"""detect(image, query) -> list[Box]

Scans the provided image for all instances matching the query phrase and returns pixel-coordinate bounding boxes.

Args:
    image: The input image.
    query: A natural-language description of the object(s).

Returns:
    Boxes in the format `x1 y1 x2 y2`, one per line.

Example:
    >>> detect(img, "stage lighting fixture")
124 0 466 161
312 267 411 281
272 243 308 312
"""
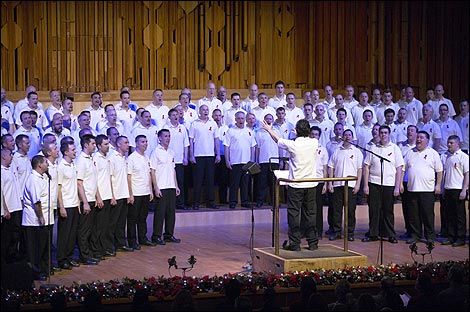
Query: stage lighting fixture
188 255 197 266
168 256 177 269
409 241 434 265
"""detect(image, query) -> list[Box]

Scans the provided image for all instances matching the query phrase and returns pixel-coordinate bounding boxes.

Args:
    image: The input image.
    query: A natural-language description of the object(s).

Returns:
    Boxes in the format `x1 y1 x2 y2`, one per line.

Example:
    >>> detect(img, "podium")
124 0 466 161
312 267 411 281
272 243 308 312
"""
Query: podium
253 176 368 273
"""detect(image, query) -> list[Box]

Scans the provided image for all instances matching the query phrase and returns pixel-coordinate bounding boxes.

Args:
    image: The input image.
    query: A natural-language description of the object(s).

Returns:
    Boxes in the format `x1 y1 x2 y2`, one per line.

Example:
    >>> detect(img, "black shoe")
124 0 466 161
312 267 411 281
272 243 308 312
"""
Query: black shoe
52 265 62 272
133 244 141 250
81 258 98 265
176 205 185 210
406 238 417 244
441 240 453 245
308 244 318 251
117 246 134 252
241 204 251 208
388 237 398 244
164 236 181 243
141 240 157 246
256 202 263 208
69 260 80 267
36 273 48 281
329 234 341 241
362 236 378 242
104 251 116 257
348 236 355 242
49 269 54 276
153 237 166 245
398 233 411 240
283 244 301 251
90 257 102 262
193 205 200 210
452 240 465 247
229 204 236 209
208 204 219 209
60 262 72 270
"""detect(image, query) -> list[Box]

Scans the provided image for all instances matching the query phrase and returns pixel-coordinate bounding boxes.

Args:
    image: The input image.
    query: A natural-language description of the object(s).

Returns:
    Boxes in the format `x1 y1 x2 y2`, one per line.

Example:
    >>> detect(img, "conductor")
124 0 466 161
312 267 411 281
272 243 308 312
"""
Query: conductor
262 119 319 251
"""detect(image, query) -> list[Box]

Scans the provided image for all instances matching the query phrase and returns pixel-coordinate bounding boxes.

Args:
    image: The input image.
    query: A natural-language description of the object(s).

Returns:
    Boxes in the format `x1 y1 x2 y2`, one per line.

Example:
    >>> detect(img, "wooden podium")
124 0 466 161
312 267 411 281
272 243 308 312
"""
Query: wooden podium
253 176 368 273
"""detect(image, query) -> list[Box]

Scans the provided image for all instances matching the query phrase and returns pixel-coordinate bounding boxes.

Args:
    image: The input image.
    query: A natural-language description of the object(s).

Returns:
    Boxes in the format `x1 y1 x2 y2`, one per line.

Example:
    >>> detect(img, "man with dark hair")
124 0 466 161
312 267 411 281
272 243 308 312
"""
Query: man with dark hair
22 155 50 280
402 130 443 244
150 129 181 245
262 119 319 251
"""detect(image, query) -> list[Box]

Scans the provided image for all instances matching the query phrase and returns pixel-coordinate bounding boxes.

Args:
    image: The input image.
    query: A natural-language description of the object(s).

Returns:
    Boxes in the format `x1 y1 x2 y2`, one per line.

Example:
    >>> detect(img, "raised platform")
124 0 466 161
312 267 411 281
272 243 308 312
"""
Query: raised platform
253 244 369 273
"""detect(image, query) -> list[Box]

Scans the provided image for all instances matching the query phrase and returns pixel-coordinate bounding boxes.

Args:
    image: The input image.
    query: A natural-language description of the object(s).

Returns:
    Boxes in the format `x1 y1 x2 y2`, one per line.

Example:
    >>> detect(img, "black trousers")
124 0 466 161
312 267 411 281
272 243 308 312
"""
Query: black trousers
408 191 435 241
257 163 278 205
24 225 50 276
103 200 119 253
332 186 357 236
193 156 215 206
287 186 318 247
78 201 95 260
439 194 448 237
90 199 110 257
113 198 128 248
368 183 395 238
315 183 325 237
127 195 150 247
215 155 230 204
175 164 185 208
401 182 412 235
326 192 335 233
1 210 24 262
229 164 250 206
152 189 176 239
57 207 79 266
443 189 466 241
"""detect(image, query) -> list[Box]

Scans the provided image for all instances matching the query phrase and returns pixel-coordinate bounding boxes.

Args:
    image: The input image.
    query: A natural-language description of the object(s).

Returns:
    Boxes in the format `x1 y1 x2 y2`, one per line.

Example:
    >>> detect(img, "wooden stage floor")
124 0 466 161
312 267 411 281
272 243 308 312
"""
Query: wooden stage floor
41 202 469 288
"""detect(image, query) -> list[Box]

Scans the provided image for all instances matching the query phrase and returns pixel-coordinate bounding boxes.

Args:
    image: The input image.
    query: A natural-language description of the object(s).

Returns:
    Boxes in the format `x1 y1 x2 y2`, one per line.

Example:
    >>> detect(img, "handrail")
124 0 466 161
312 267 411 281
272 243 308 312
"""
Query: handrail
274 176 358 255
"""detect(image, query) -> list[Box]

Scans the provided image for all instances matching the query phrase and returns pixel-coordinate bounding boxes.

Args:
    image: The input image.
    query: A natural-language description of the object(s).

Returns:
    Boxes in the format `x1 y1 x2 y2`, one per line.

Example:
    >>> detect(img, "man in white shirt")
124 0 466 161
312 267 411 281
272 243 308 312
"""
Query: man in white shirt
392 108 410 143
351 91 378 126
284 93 304 126
311 104 334 147
255 114 279 208
72 112 97 147
109 136 133 252
268 80 287 109
96 104 128 138
130 110 159 157
178 93 198 127
14 85 44 116
328 94 354 126
14 91 49 131
252 93 277 127
115 90 137 134
150 129 181 245
355 110 374 152
1 148 23 262
417 104 441 151
383 109 397 142
403 87 423 125
439 135 468 247
370 88 383 109
461 115 469 154
91 135 116 258
242 83 259 112
262 119 320 251
146 89 169 129
223 92 246 127
12 134 32 199
45 89 63 125
327 129 363 241
56 142 81 269
362 126 404 243
343 85 359 110
163 108 189 210
273 107 295 170
189 104 220 209
76 134 100 265
375 89 399 125
217 86 232 113
127 135 154 250
322 85 335 109
44 113 72 143
303 103 315 126
402 131 443 244
86 92 105 131
224 111 257 209
428 84 457 119
213 109 230 205
397 125 418 240
197 81 222 116
435 103 462 154
21 155 51 280
326 122 344 158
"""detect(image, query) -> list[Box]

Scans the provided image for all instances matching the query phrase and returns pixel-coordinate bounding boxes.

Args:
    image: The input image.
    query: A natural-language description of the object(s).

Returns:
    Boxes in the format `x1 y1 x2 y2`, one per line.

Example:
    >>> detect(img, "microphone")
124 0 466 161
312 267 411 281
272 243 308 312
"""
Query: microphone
45 170 52 180
269 156 289 161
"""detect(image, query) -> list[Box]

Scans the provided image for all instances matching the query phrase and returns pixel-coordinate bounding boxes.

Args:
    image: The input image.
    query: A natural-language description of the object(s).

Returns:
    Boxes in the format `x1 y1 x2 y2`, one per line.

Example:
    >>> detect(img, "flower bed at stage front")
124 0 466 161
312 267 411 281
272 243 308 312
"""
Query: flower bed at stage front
2 260 468 307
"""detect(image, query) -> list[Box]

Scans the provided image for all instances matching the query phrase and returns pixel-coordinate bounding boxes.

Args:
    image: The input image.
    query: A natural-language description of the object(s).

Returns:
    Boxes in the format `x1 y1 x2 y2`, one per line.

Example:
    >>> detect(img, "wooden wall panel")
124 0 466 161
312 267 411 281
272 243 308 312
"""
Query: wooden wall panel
1 1 468 107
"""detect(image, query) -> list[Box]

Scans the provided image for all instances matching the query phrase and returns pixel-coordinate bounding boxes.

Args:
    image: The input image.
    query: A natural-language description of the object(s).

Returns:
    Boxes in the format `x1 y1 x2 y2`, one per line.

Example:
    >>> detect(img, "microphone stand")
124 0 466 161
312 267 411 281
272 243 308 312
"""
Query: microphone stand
41 170 58 289
269 157 289 247
345 139 390 265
